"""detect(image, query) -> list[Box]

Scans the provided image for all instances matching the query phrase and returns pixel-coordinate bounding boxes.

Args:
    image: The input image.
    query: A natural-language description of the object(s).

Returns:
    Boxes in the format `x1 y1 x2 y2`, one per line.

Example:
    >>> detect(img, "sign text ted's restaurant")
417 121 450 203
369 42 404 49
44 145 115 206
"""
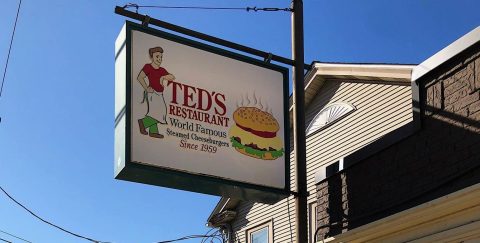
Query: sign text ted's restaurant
166 79 230 150
114 21 290 203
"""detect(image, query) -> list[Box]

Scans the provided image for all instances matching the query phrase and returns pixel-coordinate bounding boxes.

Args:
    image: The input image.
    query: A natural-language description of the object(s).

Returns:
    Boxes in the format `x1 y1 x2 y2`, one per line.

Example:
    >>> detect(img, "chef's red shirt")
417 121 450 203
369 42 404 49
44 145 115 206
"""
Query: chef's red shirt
142 64 169 92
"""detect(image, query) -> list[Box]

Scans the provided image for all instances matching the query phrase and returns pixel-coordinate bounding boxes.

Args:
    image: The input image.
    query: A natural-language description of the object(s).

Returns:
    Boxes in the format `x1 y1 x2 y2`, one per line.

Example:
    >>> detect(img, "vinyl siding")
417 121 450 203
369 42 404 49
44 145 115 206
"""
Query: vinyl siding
230 79 413 243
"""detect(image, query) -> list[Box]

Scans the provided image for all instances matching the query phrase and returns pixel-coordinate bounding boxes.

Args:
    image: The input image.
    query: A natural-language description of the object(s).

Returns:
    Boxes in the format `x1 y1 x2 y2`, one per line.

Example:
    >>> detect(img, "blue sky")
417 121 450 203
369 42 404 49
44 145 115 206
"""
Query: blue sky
0 0 479 242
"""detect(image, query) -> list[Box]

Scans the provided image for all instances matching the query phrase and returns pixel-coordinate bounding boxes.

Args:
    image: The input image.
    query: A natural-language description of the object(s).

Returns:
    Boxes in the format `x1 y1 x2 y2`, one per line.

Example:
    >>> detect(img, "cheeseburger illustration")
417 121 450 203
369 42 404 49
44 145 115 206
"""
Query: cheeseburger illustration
229 107 284 160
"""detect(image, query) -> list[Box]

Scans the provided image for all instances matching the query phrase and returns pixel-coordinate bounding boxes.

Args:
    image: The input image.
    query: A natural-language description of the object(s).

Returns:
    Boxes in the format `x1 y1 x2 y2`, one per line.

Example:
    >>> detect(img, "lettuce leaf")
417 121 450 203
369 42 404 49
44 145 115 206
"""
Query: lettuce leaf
230 137 284 158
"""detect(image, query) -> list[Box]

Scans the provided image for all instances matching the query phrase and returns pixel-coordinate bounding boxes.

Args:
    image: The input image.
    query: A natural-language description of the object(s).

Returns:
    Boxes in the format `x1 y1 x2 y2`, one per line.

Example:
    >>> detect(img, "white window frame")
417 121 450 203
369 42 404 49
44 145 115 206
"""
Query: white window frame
309 202 318 243
246 220 274 243
306 102 356 136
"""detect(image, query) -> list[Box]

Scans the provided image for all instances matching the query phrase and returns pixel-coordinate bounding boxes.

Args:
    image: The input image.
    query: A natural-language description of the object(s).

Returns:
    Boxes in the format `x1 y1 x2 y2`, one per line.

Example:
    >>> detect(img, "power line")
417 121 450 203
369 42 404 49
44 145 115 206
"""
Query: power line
0 237 12 243
203 228 224 243
0 186 109 243
158 234 222 243
155 221 225 243
200 228 217 243
0 0 22 98
122 3 292 12
1 184 224 243
0 229 32 243
157 232 224 243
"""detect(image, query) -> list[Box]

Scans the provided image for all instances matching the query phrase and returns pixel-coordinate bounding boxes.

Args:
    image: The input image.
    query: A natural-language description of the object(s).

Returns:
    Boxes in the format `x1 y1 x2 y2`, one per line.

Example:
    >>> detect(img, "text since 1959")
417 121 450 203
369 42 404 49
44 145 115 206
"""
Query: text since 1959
179 139 217 153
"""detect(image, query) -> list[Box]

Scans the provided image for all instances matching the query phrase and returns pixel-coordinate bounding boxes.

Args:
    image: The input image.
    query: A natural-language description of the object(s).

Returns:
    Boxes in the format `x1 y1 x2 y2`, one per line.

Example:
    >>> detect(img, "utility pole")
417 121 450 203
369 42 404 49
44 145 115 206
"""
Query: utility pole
292 0 308 242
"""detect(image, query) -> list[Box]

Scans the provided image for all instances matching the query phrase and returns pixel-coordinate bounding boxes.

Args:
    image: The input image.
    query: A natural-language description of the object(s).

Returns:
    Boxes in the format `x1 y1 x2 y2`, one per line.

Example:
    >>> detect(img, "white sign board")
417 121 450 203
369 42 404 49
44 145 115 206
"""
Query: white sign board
115 21 290 203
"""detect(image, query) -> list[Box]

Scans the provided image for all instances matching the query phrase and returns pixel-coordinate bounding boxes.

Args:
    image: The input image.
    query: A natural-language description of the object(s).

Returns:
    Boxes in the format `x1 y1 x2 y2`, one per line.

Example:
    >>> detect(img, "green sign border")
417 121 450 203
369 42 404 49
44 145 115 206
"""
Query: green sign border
115 21 290 204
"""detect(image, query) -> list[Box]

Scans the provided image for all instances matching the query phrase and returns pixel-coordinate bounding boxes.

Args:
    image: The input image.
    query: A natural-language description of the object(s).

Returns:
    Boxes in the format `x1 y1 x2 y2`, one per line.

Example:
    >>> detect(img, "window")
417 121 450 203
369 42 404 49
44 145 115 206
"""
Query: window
251 227 268 243
306 102 356 136
246 220 273 243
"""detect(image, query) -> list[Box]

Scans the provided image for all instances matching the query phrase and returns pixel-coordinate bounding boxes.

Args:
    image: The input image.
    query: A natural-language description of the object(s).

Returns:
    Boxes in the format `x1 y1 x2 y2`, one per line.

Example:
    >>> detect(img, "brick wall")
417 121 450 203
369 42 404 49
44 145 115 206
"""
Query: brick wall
315 43 480 239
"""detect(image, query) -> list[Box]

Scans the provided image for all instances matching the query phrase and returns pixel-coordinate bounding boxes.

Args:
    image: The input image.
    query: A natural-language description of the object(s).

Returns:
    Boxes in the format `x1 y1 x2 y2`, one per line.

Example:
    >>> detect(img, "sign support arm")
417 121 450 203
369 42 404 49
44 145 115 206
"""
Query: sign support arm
114 6 311 70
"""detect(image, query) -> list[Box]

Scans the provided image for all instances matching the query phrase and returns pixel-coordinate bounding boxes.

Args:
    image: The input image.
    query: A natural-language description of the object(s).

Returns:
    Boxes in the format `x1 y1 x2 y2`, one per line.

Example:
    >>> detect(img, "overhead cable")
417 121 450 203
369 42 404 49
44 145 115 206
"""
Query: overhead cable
1 0 22 98
0 186 109 243
0 237 12 243
0 238 13 243
200 229 217 243
157 232 224 243
0 229 32 243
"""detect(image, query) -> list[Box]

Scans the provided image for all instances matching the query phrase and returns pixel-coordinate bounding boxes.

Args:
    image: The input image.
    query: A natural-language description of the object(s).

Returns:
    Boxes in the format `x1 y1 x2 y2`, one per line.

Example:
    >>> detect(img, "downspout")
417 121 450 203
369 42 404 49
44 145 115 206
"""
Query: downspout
224 223 233 243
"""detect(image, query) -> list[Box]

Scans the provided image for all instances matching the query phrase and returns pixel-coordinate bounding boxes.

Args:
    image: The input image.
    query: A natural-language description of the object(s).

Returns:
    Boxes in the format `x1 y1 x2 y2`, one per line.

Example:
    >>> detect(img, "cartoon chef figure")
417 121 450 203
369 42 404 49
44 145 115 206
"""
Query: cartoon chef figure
137 46 175 139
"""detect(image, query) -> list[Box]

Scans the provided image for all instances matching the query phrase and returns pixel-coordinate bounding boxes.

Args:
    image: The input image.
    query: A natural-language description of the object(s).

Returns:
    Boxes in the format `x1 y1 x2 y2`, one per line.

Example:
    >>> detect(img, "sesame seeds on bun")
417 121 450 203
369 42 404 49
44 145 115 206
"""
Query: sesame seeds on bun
233 107 279 134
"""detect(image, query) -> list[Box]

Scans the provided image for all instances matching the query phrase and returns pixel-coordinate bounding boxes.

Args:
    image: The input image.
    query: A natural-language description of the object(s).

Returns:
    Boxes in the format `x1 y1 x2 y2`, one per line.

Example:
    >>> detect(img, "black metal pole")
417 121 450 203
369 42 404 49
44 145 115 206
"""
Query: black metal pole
114 6 311 70
292 0 308 242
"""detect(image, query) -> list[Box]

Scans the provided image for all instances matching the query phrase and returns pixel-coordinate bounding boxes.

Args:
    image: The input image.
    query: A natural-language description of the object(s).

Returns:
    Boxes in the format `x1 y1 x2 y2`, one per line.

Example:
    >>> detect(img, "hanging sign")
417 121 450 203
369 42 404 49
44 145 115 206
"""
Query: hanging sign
114 21 290 203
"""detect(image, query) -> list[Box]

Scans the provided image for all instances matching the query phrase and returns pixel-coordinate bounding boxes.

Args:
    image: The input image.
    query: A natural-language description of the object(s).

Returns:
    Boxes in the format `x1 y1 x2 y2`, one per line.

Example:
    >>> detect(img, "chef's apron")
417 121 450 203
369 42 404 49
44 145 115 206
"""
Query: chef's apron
145 91 167 124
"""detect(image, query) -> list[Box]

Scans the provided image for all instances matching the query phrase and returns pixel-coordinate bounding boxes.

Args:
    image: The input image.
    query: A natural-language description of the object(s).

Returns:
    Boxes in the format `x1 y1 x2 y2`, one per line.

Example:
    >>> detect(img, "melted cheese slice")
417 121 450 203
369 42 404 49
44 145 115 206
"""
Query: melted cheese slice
229 125 283 150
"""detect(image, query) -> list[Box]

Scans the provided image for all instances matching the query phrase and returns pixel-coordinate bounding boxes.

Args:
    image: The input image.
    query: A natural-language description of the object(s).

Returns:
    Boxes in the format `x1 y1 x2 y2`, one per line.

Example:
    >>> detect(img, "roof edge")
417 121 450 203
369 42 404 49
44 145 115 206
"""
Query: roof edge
412 26 480 81
310 63 414 82
207 197 229 227
206 197 240 227
291 63 415 112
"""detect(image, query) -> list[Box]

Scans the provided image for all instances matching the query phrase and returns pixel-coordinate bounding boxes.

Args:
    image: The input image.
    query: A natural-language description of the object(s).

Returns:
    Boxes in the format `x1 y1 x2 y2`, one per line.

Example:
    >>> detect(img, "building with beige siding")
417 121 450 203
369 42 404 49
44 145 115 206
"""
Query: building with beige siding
207 26 480 243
